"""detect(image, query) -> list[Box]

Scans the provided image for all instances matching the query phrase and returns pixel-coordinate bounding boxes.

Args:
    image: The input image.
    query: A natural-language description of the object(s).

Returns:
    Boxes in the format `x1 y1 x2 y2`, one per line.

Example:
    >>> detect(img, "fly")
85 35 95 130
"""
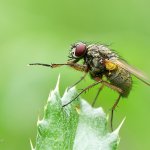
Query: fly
29 42 150 130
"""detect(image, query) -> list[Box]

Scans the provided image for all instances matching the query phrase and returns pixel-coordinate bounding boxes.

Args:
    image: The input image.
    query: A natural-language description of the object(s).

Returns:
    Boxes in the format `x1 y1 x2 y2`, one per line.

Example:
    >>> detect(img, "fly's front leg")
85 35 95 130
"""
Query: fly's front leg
67 61 88 72
29 61 88 88
29 61 88 72
29 63 71 68
50 61 88 89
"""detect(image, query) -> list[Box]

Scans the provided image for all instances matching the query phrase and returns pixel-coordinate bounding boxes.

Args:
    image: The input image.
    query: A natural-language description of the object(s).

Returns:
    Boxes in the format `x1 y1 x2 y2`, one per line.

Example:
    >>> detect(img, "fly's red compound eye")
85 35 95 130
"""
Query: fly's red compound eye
75 43 86 57
72 43 86 58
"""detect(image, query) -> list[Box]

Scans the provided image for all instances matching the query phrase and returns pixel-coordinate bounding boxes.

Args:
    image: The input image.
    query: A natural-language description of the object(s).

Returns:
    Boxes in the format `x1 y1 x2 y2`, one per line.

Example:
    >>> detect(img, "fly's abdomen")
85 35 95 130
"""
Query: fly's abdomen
107 67 132 97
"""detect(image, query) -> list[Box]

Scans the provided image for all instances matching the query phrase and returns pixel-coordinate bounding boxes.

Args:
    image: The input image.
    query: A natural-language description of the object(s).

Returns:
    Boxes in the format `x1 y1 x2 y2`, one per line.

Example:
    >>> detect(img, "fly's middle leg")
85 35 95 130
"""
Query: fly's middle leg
92 84 104 106
63 80 103 107
68 73 87 90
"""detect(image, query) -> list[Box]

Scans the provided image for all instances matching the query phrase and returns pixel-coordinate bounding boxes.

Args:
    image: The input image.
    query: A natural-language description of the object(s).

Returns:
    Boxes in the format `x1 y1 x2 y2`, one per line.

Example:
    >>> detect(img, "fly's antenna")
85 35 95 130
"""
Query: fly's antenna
28 63 52 67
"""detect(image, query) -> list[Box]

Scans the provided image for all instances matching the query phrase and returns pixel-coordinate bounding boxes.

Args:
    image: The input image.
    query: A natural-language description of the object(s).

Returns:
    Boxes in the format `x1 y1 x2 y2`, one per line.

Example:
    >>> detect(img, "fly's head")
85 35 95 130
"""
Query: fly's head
68 42 87 62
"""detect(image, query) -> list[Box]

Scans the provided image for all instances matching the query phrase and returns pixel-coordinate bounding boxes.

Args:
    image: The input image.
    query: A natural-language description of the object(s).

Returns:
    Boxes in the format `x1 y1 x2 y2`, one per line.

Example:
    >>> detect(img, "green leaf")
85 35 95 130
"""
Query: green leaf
31 75 124 150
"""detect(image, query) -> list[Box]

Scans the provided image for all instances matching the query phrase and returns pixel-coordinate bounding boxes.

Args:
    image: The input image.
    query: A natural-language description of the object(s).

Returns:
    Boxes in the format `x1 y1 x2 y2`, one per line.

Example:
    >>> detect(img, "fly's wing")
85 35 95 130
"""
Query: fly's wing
110 59 150 86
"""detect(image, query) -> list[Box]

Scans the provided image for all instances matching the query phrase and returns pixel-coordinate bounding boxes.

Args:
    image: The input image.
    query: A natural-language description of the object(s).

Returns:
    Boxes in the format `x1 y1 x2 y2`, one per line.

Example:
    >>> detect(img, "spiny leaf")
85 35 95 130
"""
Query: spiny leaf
32 76 124 150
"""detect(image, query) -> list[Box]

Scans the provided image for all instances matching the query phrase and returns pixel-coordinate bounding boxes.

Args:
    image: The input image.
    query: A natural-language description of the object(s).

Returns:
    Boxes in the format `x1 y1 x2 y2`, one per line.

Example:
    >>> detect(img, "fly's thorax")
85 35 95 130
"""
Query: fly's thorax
85 51 105 76
85 44 118 74
87 44 118 60
86 56 105 77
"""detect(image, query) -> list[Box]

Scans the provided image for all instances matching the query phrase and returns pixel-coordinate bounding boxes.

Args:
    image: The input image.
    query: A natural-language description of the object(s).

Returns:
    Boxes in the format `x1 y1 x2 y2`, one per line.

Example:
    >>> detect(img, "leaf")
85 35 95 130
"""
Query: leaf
31 75 124 150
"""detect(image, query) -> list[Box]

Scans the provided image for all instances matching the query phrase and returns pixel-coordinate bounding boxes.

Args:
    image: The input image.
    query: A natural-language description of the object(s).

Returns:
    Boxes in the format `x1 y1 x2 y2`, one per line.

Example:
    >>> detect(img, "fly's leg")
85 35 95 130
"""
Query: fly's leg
94 77 123 94
29 63 71 68
94 77 123 131
51 62 88 72
30 62 88 88
29 61 88 72
102 81 122 93
63 80 103 107
68 73 87 90
67 61 88 72
92 84 104 106
111 94 121 131
51 62 89 88
50 62 88 88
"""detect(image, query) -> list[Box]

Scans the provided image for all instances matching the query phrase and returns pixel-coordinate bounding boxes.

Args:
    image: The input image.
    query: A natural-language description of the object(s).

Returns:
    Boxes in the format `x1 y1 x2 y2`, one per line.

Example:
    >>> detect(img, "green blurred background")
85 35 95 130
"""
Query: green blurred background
0 0 150 149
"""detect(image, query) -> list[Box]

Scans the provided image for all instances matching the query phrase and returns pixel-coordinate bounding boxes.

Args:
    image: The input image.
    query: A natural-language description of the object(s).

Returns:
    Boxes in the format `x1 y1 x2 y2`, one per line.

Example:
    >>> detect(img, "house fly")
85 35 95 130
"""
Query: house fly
29 42 150 130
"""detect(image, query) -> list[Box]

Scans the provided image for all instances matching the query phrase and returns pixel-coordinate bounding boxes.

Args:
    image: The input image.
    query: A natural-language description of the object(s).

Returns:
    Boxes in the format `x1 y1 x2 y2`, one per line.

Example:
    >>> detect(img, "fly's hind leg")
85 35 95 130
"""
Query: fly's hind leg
94 77 123 94
111 94 121 131
93 77 123 131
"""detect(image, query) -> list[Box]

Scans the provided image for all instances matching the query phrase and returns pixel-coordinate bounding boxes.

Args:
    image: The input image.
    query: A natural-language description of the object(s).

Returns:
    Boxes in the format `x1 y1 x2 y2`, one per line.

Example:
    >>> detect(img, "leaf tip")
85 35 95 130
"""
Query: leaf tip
114 117 126 134
30 139 34 150
81 100 106 118
37 116 42 126
61 86 77 106
55 74 60 92
48 75 61 102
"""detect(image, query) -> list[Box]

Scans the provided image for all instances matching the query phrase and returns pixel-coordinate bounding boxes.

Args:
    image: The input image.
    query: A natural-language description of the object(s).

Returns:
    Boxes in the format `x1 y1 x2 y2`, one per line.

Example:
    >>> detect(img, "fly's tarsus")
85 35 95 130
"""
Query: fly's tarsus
29 63 52 67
